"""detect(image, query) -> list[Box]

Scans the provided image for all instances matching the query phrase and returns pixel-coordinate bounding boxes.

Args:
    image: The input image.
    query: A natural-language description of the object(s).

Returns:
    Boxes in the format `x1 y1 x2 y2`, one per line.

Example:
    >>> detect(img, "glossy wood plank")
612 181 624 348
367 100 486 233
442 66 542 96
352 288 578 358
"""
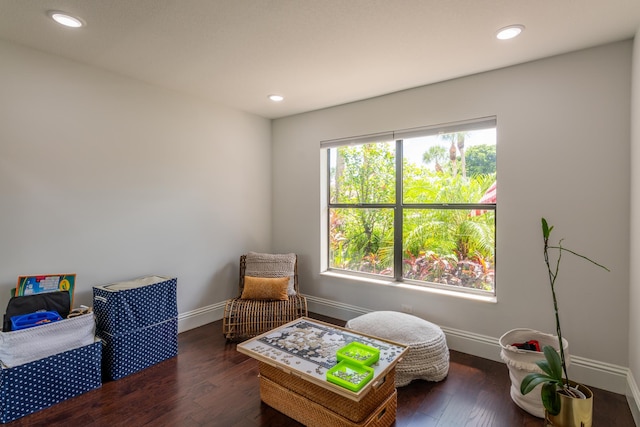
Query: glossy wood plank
5 314 636 426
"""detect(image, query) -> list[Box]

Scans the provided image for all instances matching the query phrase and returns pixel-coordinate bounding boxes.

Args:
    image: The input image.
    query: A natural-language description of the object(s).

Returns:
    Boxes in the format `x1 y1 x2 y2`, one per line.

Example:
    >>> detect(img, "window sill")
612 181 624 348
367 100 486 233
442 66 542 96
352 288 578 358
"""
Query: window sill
320 271 497 304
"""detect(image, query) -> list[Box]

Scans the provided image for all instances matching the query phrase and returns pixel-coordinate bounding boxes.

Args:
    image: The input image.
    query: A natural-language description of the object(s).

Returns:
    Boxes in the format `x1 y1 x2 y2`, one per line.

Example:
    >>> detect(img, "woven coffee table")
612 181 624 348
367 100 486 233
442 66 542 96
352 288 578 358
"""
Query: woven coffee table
237 317 407 427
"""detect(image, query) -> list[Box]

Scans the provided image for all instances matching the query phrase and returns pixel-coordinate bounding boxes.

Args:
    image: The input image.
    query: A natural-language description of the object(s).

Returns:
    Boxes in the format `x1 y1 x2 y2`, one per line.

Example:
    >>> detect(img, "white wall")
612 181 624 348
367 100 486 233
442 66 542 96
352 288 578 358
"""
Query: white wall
0 40 272 329
272 41 632 391
629 28 640 424
1 33 636 405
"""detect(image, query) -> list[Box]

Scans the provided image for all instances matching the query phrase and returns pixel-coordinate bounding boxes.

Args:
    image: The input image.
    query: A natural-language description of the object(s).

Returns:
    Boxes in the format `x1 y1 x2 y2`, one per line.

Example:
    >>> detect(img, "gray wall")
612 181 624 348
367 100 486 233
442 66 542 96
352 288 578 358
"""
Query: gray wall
1 32 637 412
629 29 640 422
272 41 632 389
0 40 272 327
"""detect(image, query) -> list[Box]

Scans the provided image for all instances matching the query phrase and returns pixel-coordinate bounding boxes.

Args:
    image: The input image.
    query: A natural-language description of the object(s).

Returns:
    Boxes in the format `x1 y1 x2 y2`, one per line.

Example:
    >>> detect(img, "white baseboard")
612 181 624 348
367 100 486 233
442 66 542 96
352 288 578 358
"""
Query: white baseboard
568 354 629 395
628 370 640 426
304 296 634 397
440 325 504 362
177 301 225 333
305 295 370 320
179 295 639 418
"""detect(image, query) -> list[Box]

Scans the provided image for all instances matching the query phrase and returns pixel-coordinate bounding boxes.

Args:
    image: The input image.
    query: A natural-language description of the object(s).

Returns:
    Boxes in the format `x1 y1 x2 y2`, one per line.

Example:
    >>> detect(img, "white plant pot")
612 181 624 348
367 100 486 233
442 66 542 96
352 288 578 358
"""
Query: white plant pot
499 328 570 418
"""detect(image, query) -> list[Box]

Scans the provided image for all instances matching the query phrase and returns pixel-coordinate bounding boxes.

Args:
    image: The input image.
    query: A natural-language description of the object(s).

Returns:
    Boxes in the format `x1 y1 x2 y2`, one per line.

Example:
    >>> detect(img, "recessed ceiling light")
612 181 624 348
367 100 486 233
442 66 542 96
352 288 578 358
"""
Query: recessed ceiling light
48 11 84 28
268 94 284 102
496 25 524 40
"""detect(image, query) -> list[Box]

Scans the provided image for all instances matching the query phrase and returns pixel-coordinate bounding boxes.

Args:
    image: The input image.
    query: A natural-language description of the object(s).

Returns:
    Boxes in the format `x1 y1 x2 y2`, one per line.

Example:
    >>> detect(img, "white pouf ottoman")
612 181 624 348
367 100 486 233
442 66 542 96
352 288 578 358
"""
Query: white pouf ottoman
345 311 449 387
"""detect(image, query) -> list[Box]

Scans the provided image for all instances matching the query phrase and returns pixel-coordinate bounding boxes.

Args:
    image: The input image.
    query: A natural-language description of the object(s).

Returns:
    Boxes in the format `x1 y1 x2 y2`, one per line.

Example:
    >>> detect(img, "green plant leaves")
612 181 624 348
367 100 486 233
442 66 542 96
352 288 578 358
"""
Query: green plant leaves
520 345 565 415
542 345 563 380
520 372 554 395
534 218 608 417
541 382 562 416
532 346 563 382
541 217 553 239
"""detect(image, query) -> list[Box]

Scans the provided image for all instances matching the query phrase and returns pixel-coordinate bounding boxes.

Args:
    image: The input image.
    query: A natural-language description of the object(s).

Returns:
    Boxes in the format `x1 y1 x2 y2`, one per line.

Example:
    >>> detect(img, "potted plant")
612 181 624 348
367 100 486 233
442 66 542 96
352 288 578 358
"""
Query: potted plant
520 218 609 426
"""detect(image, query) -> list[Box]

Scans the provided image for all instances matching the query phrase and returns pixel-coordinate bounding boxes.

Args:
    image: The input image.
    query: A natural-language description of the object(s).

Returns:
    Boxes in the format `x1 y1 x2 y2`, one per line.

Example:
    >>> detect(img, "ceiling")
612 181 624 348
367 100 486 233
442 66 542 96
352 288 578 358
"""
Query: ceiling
1 1 640 119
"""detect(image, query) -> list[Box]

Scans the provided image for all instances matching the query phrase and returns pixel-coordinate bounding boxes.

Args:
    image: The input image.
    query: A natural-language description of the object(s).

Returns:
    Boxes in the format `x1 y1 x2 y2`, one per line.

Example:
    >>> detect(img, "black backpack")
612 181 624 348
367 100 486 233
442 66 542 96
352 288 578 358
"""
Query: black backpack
3 291 70 331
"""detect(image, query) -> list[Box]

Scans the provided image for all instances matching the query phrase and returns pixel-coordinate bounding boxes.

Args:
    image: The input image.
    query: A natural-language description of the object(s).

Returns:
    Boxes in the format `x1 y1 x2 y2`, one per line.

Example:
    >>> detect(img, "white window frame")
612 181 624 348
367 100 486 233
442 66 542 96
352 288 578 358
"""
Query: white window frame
320 117 497 297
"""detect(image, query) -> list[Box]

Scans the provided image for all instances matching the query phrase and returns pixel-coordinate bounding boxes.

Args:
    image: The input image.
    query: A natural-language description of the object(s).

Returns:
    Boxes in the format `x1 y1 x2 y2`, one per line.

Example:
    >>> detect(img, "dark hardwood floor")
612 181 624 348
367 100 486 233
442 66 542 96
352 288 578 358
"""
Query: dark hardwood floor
7 314 636 426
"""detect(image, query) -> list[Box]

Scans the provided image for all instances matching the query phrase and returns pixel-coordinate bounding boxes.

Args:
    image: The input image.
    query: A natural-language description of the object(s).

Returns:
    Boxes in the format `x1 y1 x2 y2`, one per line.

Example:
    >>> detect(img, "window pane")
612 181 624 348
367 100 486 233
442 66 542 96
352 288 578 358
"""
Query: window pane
330 142 395 204
402 209 495 292
329 207 394 276
403 128 496 204
325 120 497 296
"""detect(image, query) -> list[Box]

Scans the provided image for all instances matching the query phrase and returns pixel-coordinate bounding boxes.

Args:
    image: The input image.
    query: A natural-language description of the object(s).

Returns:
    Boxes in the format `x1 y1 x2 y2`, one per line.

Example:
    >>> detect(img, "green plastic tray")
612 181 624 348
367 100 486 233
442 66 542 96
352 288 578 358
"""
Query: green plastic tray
336 341 380 366
326 360 374 392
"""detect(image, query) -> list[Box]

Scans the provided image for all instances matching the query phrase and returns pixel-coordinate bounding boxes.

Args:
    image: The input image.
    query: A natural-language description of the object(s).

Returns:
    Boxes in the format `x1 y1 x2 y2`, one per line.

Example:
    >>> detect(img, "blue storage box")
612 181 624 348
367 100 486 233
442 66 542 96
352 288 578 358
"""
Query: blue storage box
93 276 177 334
0 341 101 424
10 311 62 331
98 318 178 381
93 276 178 381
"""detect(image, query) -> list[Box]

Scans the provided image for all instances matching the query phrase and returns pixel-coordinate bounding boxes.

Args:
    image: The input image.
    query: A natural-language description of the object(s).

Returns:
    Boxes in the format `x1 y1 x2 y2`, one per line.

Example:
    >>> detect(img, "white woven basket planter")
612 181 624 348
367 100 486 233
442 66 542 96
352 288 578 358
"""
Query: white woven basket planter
499 328 569 418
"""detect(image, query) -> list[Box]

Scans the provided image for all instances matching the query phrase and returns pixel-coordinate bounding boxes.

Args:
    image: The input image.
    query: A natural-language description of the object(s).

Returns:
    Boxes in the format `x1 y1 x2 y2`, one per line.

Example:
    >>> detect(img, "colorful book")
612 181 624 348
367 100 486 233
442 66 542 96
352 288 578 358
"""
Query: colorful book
15 274 76 306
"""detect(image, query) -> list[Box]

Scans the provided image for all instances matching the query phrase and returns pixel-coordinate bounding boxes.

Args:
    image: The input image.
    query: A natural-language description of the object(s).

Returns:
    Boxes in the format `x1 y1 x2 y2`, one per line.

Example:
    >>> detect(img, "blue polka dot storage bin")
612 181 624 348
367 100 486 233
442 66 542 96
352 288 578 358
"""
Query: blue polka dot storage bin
98 318 178 381
93 277 178 381
93 276 178 334
0 341 102 424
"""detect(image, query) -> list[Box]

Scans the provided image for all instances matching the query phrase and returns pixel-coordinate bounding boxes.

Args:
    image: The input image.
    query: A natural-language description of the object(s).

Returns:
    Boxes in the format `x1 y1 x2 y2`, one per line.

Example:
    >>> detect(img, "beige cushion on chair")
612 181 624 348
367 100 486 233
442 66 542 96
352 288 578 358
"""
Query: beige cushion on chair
245 252 297 295
222 253 307 341
240 276 289 300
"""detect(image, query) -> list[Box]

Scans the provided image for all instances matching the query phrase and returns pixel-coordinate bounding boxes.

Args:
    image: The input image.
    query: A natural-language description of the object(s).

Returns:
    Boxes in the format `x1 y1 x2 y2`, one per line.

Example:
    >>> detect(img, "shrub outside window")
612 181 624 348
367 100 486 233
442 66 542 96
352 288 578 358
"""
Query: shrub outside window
324 118 496 295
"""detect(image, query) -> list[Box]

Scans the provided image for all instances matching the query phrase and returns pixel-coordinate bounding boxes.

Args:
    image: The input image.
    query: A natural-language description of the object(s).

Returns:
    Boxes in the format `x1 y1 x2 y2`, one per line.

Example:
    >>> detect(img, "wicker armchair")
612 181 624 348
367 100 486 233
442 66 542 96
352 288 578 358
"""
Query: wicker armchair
222 254 308 341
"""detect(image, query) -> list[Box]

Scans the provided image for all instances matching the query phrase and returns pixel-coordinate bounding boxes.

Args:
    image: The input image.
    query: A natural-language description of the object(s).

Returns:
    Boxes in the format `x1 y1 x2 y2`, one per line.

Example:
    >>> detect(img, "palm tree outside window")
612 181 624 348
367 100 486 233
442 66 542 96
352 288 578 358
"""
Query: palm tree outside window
324 117 497 295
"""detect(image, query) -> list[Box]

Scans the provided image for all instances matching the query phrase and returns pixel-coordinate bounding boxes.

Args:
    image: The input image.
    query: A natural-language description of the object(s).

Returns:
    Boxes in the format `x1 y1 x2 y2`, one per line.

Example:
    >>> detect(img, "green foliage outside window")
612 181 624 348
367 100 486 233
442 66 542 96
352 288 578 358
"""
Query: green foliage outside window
328 130 496 293
466 144 497 176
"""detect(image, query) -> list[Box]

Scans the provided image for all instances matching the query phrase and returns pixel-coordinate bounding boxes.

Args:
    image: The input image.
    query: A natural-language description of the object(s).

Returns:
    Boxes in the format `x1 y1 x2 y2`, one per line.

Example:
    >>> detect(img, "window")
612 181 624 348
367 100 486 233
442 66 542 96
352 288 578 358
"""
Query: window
323 118 496 295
